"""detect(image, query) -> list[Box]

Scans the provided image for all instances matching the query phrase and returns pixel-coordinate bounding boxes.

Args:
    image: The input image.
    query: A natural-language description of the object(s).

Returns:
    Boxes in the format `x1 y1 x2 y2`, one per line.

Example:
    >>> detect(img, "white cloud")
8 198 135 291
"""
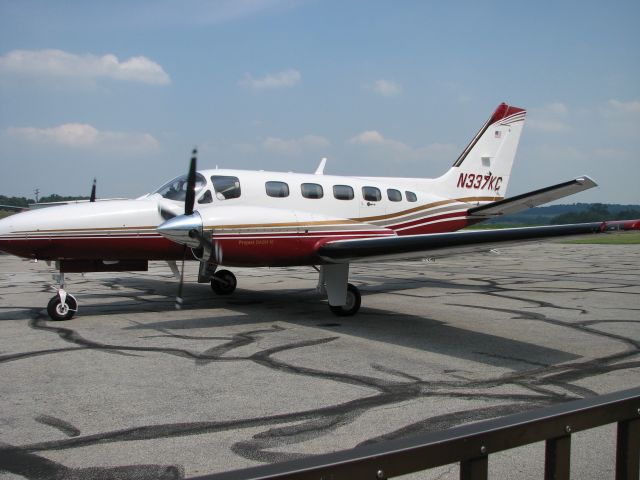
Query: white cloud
367 79 402 97
262 134 329 154
607 99 640 114
349 130 409 151
527 119 571 133
532 144 585 162
6 124 160 153
349 130 458 162
545 102 569 115
0 49 170 85
602 99 640 138
527 102 571 133
239 69 301 89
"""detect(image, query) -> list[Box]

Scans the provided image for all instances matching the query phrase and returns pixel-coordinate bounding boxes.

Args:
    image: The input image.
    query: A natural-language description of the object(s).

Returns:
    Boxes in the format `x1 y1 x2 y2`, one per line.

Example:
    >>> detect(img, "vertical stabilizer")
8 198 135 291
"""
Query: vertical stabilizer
437 103 526 199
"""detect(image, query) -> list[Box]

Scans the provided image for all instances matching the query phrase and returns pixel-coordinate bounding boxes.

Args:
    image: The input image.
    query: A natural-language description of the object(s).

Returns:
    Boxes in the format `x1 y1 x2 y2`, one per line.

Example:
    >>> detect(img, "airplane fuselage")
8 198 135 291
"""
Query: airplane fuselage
0 168 501 267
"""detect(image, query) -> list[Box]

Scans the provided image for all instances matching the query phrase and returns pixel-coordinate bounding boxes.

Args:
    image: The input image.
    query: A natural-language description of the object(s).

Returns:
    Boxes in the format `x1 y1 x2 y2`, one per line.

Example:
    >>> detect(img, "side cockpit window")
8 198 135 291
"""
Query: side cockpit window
212 176 241 200
155 173 206 201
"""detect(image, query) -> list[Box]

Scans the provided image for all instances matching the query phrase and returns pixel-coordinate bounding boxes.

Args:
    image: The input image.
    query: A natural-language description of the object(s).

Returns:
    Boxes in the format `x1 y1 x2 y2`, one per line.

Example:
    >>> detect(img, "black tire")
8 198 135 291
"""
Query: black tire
329 283 361 316
210 270 237 295
47 294 78 321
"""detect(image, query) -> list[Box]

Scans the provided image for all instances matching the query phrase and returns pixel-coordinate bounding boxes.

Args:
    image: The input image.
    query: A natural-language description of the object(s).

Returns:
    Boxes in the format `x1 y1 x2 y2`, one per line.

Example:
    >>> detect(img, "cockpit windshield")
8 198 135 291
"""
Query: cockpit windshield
154 173 206 201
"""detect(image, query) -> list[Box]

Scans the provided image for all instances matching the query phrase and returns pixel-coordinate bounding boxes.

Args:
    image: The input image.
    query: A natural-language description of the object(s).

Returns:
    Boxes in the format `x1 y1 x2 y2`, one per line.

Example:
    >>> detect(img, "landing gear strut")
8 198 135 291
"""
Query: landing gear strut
210 269 237 295
317 264 362 316
47 272 78 321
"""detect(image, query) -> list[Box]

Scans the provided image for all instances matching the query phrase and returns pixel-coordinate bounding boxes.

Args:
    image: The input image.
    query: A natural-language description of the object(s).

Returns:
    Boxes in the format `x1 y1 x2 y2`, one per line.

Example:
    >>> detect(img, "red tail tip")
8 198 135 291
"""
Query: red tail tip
490 103 526 124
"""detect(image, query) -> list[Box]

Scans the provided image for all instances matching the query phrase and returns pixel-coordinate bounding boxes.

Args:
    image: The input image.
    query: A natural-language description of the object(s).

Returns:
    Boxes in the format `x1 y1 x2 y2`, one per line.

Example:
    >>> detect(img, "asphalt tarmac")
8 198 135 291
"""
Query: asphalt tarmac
0 241 639 479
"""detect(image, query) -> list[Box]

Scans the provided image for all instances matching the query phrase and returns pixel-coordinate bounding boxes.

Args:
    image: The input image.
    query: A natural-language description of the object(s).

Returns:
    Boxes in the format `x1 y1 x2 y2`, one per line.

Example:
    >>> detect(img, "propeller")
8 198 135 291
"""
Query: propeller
155 148 218 309
174 148 210 310
175 148 200 310
185 149 197 215
90 178 97 202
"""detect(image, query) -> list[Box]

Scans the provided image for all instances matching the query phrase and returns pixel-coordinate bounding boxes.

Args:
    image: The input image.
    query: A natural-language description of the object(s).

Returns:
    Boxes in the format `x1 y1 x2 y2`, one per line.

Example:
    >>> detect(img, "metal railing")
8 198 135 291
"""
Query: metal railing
190 386 640 480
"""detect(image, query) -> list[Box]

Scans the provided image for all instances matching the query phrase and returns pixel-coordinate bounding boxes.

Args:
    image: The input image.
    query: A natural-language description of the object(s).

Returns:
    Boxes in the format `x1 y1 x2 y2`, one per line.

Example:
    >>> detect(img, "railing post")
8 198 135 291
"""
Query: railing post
460 456 488 480
616 418 640 480
544 435 571 480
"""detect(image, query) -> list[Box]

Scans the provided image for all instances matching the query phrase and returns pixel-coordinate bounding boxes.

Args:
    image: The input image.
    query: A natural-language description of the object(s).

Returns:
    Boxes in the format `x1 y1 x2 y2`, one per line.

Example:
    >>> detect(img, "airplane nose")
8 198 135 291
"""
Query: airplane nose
156 212 203 248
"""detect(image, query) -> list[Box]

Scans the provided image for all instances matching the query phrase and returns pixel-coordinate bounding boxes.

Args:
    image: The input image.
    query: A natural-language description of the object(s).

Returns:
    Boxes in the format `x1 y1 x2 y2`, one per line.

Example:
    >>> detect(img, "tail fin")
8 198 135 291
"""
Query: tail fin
437 103 526 199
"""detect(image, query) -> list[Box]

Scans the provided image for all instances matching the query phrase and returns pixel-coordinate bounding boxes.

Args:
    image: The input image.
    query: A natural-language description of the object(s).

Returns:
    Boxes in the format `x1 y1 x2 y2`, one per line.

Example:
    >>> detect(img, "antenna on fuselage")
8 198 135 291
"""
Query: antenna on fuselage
314 157 327 175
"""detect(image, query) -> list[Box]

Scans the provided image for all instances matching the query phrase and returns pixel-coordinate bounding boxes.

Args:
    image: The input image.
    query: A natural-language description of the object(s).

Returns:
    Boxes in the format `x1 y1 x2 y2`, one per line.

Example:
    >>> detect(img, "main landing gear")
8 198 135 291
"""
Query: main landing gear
197 262 237 295
207 265 362 315
317 264 362 316
47 272 78 321
328 283 361 316
210 269 237 295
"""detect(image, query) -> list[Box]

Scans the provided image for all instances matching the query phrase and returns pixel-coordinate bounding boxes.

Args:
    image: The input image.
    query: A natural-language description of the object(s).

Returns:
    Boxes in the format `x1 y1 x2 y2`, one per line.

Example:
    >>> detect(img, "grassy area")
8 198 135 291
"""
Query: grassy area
465 223 640 244
561 231 640 245
0 210 15 220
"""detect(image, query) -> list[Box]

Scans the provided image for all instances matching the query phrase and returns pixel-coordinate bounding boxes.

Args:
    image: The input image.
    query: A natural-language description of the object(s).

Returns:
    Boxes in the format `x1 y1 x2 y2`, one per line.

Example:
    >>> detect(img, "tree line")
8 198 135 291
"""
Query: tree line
550 203 640 224
1 194 89 209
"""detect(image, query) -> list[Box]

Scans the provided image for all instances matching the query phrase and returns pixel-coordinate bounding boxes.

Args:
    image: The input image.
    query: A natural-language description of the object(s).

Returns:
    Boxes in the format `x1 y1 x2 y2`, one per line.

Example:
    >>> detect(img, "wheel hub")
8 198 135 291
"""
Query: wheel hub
56 303 69 316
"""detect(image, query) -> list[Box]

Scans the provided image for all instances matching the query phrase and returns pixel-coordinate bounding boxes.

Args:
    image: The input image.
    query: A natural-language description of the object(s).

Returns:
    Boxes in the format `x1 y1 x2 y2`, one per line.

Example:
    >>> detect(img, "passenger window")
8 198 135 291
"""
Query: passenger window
406 191 417 202
387 189 402 202
301 183 323 199
198 190 213 204
333 185 354 200
362 186 382 202
266 181 290 198
211 176 241 200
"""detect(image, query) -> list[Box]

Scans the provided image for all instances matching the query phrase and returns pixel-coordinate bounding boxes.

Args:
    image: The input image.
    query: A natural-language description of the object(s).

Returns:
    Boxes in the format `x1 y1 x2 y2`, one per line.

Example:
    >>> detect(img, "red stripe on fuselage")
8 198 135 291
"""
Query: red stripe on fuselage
0 213 473 266
0 236 186 261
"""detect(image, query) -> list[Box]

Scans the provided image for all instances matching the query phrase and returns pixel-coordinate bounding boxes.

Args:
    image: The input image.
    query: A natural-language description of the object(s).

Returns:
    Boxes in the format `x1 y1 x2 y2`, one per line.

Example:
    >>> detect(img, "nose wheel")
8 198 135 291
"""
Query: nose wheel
210 269 237 295
47 291 78 321
46 271 78 321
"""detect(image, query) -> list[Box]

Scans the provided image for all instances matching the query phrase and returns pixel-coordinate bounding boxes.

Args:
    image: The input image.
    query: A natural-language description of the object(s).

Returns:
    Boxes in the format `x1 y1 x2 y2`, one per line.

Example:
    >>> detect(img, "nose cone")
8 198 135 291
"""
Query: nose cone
0 211 37 257
0 214 16 255
157 212 203 248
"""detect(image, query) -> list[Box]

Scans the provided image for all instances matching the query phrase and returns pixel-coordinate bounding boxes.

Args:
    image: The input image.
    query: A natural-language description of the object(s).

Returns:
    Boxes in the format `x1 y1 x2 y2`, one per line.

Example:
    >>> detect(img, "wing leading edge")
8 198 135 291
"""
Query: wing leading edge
317 220 640 263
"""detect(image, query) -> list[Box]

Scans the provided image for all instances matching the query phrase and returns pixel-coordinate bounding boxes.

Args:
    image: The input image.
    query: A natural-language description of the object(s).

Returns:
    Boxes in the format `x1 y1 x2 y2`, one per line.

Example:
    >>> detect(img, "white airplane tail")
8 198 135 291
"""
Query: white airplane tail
436 103 526 199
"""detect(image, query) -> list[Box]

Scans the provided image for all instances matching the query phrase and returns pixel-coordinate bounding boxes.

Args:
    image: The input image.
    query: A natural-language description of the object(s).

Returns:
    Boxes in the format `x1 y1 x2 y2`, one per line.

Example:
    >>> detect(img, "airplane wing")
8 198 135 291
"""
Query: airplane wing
467 176 597 217
317 220 640 263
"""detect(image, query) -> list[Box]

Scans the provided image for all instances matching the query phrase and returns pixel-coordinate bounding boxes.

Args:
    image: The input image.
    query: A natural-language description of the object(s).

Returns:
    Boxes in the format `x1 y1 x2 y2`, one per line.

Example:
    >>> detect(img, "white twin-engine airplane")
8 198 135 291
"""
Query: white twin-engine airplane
1 103 638 321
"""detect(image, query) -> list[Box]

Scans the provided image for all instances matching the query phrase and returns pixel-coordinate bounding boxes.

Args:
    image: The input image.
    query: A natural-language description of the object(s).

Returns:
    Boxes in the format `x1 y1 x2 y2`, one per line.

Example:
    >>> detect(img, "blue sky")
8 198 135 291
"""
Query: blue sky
0 0 638 203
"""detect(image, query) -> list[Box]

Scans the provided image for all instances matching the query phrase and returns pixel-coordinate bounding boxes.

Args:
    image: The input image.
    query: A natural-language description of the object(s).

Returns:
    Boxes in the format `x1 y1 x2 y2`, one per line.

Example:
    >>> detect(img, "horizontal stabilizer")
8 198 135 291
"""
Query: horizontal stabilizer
468 176 597 217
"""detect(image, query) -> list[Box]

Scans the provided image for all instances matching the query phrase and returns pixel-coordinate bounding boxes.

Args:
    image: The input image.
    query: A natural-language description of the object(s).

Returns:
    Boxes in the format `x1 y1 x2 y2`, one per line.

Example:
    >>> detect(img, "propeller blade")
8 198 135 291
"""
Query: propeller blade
176 246 187 310
90 178 97 202
185 148 197 216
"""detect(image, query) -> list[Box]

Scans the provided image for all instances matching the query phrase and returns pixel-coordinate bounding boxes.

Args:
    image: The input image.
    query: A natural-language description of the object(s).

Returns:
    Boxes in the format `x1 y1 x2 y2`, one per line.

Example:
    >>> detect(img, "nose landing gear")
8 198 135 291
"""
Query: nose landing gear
47 273 78 321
